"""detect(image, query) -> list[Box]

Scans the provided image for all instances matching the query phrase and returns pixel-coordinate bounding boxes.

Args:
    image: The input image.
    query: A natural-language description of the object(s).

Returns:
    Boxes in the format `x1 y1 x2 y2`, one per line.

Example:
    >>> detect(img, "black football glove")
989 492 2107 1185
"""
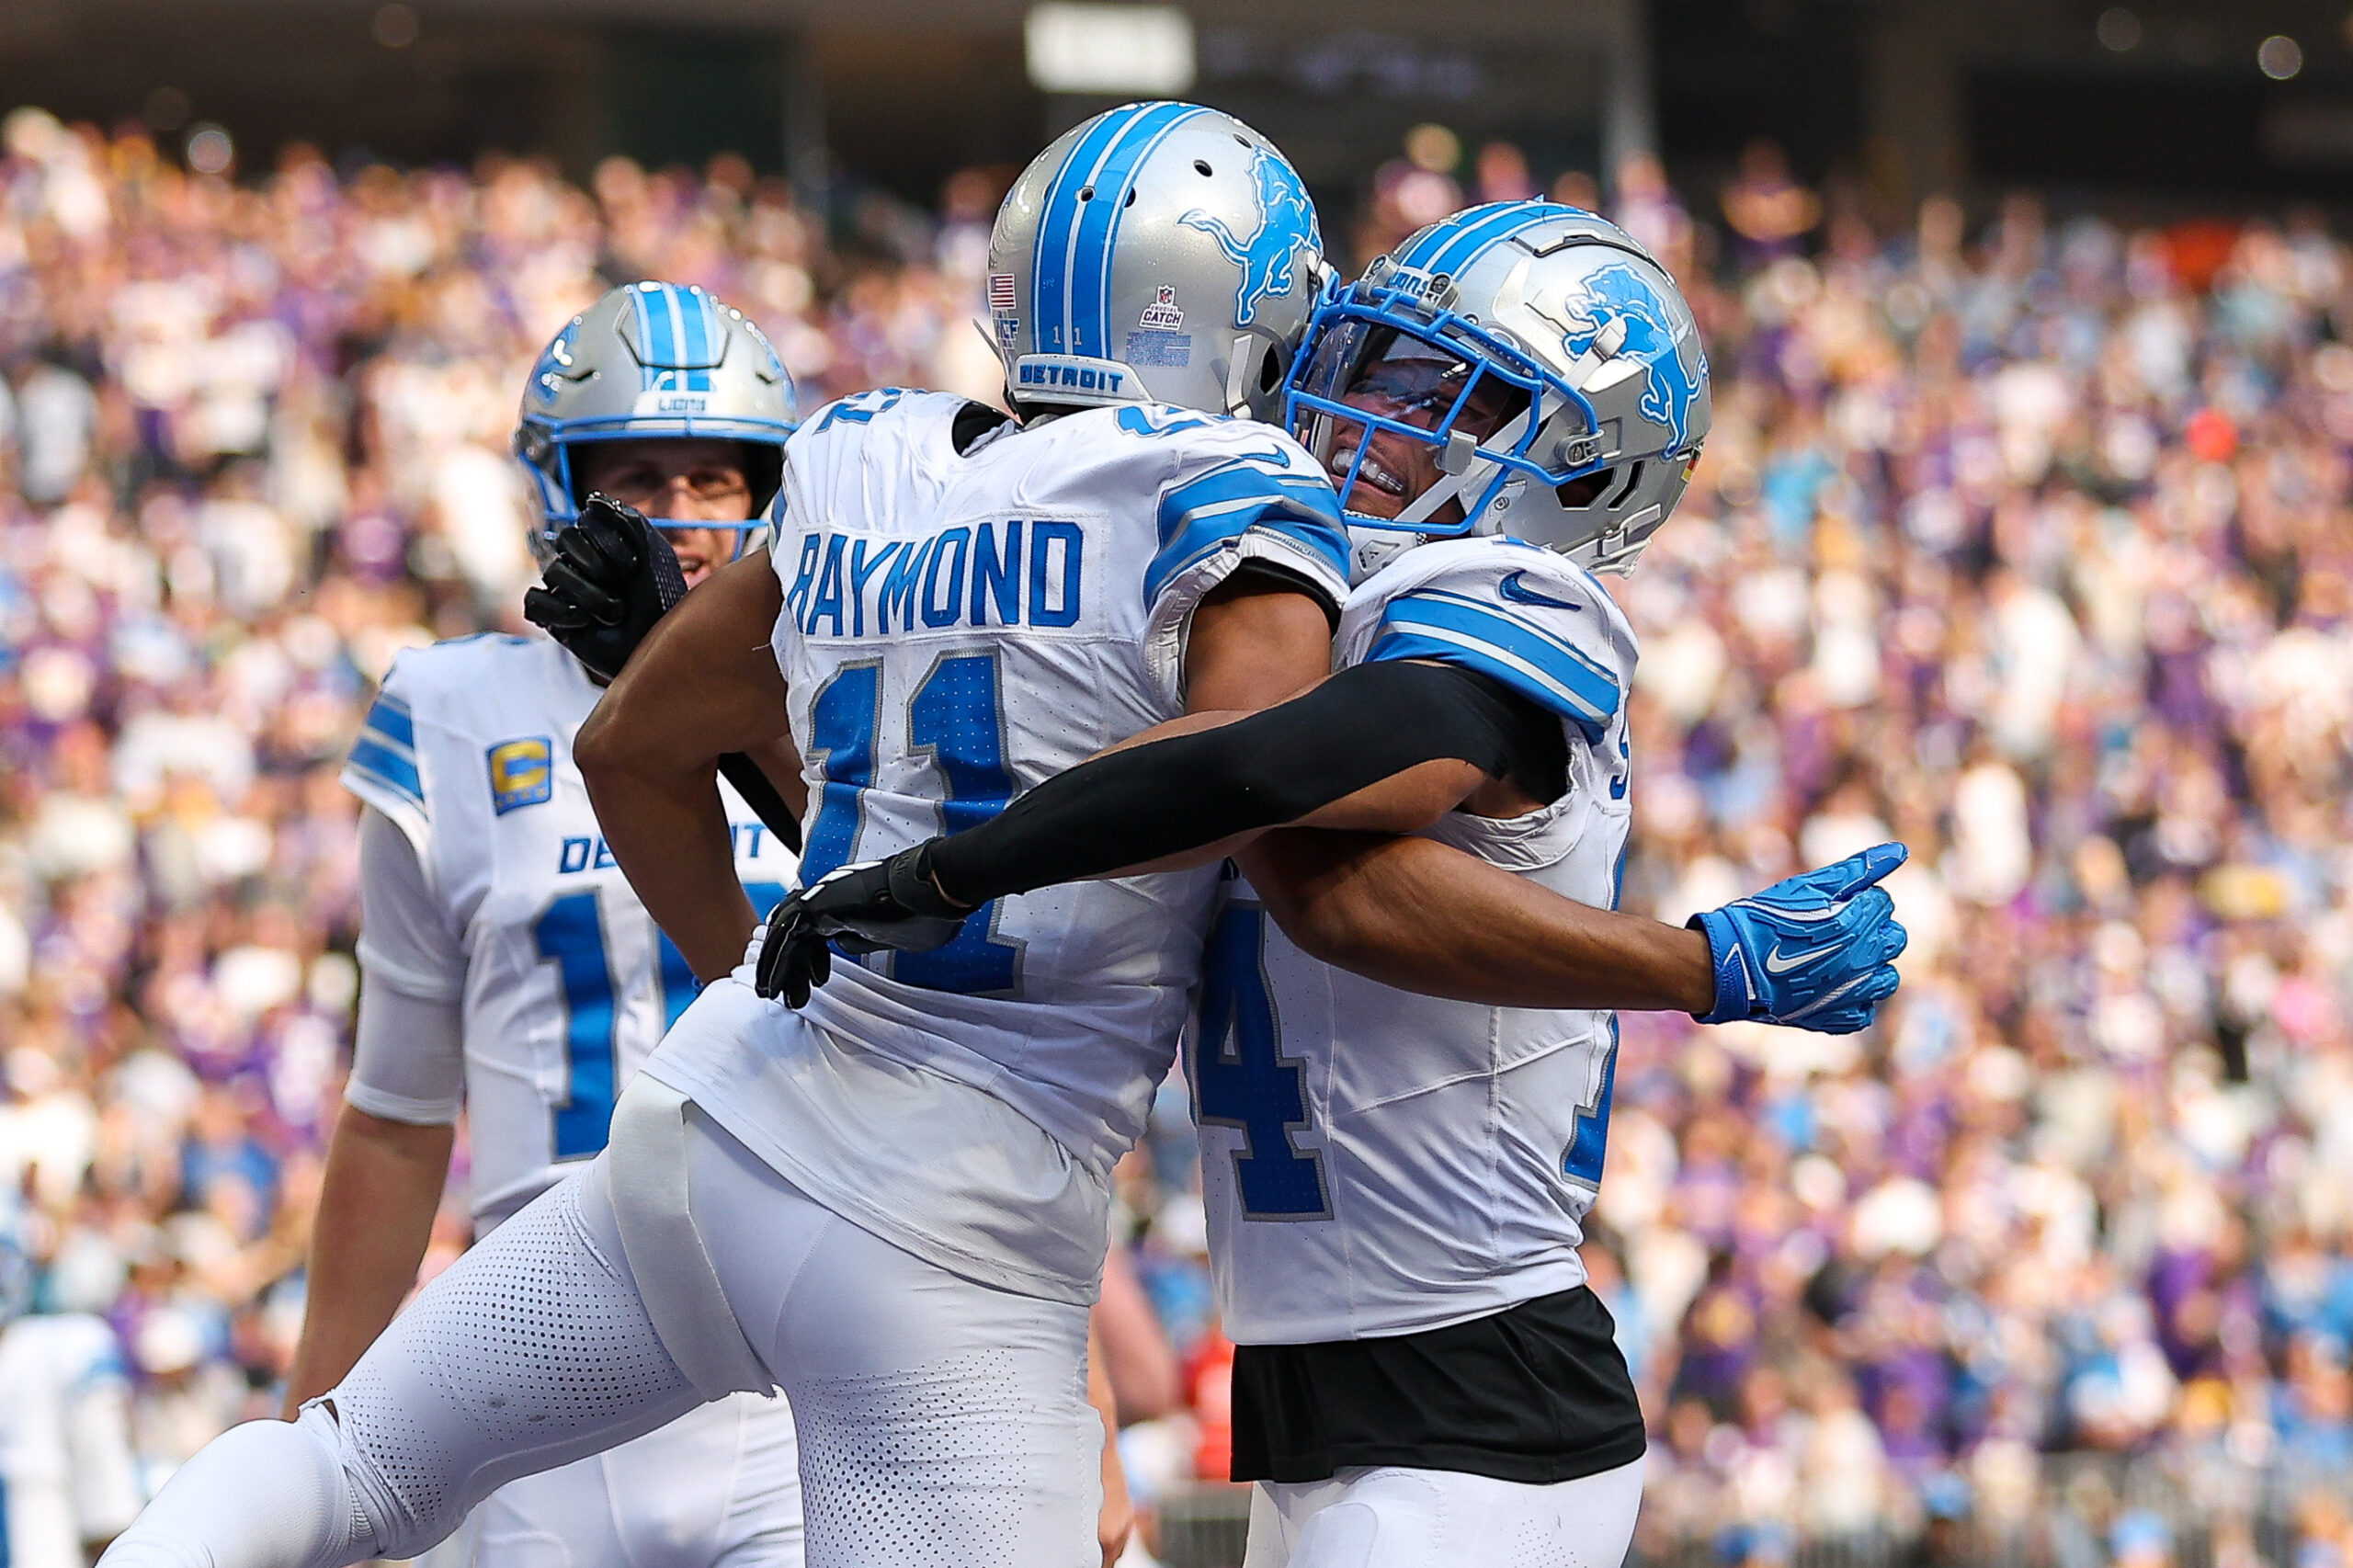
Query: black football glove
754 844 971 1006
523 494 688 682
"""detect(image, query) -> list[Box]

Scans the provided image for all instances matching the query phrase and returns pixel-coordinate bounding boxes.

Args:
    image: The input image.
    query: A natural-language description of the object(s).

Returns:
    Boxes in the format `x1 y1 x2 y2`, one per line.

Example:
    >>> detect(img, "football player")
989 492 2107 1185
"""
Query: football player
284 281 806 1568
0 1228 142 1568
99 103 1353 1568
760 202 1907 1566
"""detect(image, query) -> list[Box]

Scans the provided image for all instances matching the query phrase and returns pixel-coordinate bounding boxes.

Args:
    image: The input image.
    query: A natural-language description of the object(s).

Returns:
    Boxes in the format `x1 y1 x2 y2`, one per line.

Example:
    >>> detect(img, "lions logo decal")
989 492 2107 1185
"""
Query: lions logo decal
1178 146 1321 327
1552 262 1704 451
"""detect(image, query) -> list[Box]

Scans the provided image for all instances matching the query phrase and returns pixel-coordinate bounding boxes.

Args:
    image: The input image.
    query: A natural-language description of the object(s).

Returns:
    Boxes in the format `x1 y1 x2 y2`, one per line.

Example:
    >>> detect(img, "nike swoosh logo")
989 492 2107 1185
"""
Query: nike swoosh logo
1764 941 1841 975
1497 571 1585 611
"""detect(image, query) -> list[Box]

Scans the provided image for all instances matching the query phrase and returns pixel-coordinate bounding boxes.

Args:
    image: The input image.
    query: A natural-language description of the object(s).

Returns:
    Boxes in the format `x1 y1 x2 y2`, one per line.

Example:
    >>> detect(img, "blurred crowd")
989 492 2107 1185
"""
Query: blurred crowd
2 100 2352 1564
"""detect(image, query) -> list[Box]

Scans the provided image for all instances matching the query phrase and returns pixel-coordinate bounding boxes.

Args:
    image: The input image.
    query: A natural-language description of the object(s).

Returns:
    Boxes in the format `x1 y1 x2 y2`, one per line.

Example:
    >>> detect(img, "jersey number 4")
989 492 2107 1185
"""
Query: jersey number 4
799 652 1022 995
1191 904 1329 1220
534 881 789 1159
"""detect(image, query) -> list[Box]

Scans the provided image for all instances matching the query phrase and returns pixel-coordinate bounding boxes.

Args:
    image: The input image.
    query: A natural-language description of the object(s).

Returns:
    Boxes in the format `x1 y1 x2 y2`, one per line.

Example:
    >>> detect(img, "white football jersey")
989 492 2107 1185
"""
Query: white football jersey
0 1312 142 1568
653 389 1351 1181
1192 537 1638 1344
344 633 800 1226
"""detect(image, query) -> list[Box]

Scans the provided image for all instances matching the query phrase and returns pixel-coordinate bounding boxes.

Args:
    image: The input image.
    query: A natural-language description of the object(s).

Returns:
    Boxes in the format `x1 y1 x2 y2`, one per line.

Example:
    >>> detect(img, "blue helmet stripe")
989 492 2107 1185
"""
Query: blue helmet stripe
1393 204 1513 272
629 286 657 391
1071 101 1204 358
1419 202 1565 278
678 288 715 392
661 285 692 392
638 284 681 391
1033 105 1153 356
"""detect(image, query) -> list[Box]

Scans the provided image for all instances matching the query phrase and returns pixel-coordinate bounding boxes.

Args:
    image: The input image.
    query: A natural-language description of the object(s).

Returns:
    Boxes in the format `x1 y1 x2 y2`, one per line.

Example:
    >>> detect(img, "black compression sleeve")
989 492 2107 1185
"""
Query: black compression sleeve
927 660 1555 904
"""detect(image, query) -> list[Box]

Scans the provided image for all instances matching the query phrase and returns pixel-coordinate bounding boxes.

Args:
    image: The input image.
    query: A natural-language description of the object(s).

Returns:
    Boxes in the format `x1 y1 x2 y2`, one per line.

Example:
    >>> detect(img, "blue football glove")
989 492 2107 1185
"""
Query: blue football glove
1689 843 1910 1034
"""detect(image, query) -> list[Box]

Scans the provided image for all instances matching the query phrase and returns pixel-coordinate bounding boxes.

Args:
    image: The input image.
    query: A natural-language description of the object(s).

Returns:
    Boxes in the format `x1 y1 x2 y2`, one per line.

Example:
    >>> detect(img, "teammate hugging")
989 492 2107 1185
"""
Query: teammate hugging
99 118 1906 1568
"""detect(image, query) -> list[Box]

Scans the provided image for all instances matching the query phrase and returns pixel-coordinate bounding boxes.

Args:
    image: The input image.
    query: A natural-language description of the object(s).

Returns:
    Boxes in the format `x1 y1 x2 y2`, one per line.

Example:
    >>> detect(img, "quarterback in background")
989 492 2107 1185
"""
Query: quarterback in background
289 280 806 1568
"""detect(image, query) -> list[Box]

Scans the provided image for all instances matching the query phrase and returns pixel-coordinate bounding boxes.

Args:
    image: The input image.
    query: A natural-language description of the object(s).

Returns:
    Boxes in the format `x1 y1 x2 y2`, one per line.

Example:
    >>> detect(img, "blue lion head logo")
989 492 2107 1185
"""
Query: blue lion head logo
1178 146 1321 328
1553 262 1702 450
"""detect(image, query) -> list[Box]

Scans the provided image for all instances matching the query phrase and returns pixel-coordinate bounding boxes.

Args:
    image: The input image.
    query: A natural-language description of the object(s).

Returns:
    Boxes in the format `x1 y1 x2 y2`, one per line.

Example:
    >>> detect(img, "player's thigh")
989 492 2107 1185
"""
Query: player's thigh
328 1162 707 1553
686 1112 1097 1568
472 1395 801 1568
473 1459 623 1568
409 1506 485 1568
1243 1475 1345 1568
1260 1459 1646 1568
605 1393 804 1568
707 1391 805 1568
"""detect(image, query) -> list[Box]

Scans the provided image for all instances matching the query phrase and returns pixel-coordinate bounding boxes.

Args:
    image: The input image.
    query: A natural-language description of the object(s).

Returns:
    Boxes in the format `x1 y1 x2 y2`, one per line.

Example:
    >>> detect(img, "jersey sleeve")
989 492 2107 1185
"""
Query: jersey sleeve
1142 423 1352 625
342 653 431 859
347 808 467 1125
351 807 464 1003
1360 551 1630 742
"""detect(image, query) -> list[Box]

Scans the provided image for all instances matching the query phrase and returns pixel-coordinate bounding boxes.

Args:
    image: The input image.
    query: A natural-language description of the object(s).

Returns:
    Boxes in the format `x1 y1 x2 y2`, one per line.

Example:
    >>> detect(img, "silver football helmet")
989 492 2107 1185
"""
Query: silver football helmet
986 101 1328 422
514 280 797 561
1287 201 1711 576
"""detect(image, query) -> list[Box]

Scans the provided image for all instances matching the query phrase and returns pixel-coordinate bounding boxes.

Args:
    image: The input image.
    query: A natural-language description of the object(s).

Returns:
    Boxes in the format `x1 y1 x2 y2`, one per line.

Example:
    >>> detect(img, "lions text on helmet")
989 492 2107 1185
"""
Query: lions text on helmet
514 280 797 579
1285 200 1713 579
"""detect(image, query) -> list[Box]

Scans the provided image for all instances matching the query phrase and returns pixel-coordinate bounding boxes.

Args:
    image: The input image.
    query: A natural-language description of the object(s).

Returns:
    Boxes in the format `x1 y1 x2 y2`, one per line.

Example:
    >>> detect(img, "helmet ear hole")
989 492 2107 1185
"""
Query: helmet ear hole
1558 469 1613 507
1257 341 1287 394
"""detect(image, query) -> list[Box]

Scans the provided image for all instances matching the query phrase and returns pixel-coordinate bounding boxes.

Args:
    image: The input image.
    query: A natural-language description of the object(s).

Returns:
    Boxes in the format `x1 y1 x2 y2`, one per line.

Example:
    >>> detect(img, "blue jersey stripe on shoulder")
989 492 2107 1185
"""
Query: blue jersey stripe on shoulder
1369 627 1610 741
361 693 415 750
347 736 424 806
1034 107 1147 356
1372 591 1620 724
1145 461 1348 605
1072 102 1204 359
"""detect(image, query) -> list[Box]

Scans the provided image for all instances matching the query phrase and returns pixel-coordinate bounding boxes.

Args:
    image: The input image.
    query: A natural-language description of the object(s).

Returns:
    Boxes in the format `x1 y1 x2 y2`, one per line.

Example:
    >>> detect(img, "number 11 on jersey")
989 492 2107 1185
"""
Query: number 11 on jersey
801 651 1023 996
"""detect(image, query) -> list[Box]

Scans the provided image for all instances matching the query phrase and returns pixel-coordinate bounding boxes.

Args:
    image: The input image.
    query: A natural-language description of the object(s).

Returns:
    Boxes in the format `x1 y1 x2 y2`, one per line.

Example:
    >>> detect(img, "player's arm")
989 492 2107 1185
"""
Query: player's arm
284 810 463 1415
775 646 1906 1027
1088 1318 1135 1568
767 657 1532 978
1245 829 1712 1012
752 563 1339 1005
1252 831 1905 1030
575 550 794 981
1179 563 1336 713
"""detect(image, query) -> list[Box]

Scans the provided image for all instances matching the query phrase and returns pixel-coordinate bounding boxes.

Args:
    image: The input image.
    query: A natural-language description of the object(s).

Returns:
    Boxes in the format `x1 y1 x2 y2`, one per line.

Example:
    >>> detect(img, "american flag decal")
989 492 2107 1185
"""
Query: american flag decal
987 274 1018 312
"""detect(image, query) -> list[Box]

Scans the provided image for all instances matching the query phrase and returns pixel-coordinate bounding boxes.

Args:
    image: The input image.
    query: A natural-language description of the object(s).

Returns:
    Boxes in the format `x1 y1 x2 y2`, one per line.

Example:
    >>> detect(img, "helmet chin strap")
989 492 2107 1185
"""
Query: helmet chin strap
1394 403 1537 528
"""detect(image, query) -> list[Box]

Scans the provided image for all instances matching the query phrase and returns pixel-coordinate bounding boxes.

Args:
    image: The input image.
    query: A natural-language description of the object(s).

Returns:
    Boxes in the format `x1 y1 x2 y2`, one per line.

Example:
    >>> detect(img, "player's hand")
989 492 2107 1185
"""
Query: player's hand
753 846 972 1005
522 494 688 682
1688 842 1909 1033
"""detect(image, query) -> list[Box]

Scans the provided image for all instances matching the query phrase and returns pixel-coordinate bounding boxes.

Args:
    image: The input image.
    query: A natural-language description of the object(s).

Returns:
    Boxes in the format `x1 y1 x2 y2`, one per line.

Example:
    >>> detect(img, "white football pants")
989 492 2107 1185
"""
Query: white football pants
419 1389 802 1568
98 1107 1102 1568
1241 1457 1645 1568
